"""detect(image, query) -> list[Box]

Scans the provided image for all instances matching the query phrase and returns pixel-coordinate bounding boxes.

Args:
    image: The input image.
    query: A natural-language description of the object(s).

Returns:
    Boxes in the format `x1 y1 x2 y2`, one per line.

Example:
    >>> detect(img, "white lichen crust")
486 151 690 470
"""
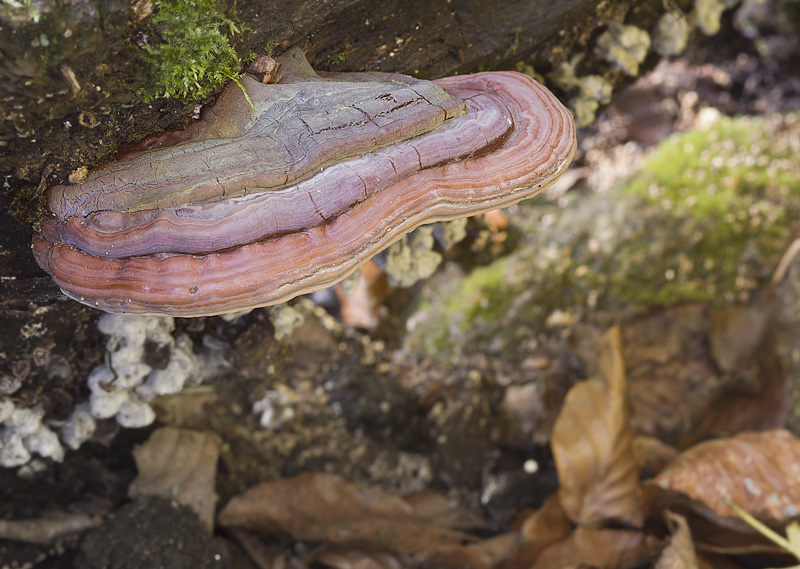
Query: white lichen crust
0 406 64 467
1 313 208 467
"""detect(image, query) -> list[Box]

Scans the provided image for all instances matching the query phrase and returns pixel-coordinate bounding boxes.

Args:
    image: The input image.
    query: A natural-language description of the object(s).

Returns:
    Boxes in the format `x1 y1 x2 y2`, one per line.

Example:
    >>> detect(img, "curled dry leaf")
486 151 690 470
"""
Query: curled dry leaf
229 528 291 569
530 527 649 569
335 261 388 330
402 491 485 530
551 326 643 528
129 427 221 531
0 514 104 545
653 430 800 522
654 512 698 569
411 534 518 569
313 547 405 569
632 435 680 479
217 472 474 555
502 494 573 569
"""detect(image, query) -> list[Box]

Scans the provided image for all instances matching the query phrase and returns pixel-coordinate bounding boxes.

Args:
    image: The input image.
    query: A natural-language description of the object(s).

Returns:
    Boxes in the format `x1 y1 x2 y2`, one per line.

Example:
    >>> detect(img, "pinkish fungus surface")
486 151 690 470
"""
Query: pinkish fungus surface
33 48 576 317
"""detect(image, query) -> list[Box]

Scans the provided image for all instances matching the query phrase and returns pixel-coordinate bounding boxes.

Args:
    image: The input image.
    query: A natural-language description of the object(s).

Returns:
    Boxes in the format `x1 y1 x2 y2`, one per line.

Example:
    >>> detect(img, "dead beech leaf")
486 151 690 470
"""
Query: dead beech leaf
217 472 474 555
336 261 388 329
230 528 292 569
411 535 517 569
632 435 679 479
412 543 493 569
502 495 572 569
642 483 788 557
653 430 800 522
551 326 642 528
530 527 648 569
696 296 787 439
0 514 104 545
519 494 572 548
313 547 405 569
468 533 519 568
129 427 220 531
403 491 485 530
654 512 698 569
709 298 776 374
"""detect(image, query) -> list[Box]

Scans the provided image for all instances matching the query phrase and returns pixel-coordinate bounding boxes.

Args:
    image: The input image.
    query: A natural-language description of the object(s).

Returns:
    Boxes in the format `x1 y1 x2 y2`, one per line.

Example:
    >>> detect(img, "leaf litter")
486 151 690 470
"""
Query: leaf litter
208 313 800 568
217 472 479 556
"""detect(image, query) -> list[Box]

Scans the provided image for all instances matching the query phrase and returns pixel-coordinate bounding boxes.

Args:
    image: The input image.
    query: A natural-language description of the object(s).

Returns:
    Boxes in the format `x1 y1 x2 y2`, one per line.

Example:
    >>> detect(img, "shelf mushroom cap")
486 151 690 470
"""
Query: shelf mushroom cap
33 49 576 317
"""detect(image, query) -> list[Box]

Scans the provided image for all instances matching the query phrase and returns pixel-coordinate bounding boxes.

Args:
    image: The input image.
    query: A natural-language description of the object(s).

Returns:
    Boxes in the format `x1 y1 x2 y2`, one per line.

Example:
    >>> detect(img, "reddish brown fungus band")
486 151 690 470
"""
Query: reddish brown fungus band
32 48 577 317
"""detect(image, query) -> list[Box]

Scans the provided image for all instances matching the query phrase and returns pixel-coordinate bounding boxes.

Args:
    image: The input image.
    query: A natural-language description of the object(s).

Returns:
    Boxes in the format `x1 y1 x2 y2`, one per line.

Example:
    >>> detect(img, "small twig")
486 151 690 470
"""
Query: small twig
771 237 800 286
723 496 800 560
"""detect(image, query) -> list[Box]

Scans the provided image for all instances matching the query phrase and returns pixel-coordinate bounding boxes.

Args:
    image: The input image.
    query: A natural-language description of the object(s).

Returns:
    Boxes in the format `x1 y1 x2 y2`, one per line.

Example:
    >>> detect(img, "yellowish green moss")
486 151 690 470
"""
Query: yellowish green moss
618 114 800 304
443 257 512 325
404 113 800 358
140 0 244 101
327 47 349 65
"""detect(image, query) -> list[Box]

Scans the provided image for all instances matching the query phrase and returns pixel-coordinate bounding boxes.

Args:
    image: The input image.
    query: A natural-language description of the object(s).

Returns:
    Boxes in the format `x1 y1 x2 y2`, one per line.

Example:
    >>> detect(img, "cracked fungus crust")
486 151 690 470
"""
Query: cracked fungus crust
33 48 576 317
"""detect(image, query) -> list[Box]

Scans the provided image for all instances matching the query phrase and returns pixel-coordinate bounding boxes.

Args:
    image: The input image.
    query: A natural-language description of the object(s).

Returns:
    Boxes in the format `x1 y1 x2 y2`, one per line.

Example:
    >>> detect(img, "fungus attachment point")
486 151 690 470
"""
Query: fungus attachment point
33 48 576 317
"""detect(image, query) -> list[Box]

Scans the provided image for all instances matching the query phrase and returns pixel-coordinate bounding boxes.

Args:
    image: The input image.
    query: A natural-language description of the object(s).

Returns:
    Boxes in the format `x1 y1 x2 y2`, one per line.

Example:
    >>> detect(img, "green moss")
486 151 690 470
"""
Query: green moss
140 0 244 101
403 113 800 358
616 114 800 304
263 38 279 56
503 27 523 58
443 257 512 327
627 116 800 218
327 47 349 65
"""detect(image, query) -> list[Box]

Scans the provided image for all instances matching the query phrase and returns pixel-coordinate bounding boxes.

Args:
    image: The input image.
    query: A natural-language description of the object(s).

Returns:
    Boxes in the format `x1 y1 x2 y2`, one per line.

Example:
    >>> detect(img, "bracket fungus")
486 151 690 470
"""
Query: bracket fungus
33 48 576 317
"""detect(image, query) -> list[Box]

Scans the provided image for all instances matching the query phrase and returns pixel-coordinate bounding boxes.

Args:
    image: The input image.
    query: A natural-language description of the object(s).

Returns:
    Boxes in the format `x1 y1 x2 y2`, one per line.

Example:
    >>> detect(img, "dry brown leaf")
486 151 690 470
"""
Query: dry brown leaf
530 527 649 569
217 472 474 555
695 552 749 569
0 514 104 545
402 491 485 530
632 435 679 478
653 429 800 522
502 495 573 569
467 533 519 568
709 298 776 374
313 547 405 569
519 494 572 548
411 534 518 569
654 512 698 569
571 305 784 448
695 296 787 439
129 427 220 531
642 484 788 557
150 385 219 429
336 261 388 329
230 528 293 569
551 326 642 528
412 543 493 569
